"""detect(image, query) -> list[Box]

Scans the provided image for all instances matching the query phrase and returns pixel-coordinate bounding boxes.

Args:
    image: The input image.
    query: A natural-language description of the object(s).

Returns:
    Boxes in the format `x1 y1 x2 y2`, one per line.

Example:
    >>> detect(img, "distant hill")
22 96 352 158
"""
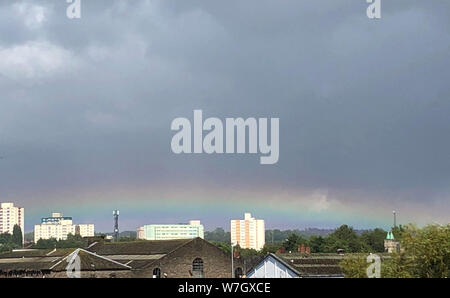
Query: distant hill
205 227 344 243
265 229 334 243
28 228 368 244
301 228 336 237
205 228 230 243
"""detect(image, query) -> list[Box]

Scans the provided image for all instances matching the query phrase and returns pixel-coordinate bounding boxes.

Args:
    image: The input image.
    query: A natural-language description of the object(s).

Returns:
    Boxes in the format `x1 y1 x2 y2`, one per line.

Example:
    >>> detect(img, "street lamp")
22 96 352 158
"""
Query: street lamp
231 242 237 278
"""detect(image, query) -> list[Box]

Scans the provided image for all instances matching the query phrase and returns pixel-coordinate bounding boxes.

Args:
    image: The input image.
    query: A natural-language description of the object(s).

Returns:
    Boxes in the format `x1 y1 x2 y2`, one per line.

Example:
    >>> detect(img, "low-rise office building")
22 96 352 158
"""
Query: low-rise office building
34 213 94 243
136 220 204 240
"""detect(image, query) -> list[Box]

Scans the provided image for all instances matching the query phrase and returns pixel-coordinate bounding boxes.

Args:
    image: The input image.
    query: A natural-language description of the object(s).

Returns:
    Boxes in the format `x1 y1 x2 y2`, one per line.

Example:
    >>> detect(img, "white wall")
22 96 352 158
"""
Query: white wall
247 255 299 278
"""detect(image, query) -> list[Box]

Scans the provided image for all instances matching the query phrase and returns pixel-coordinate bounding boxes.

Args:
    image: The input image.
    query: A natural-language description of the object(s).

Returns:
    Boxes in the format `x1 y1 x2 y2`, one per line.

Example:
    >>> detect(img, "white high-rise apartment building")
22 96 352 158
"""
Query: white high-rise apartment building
136 226 145 240
34 213 94 243
231 213 265 251
0 203 25 241
137 220 204 240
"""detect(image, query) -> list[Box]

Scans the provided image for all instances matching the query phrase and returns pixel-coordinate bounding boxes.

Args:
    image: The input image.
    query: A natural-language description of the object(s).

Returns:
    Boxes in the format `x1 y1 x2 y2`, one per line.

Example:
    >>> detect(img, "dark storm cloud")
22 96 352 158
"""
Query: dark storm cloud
0 0 449 218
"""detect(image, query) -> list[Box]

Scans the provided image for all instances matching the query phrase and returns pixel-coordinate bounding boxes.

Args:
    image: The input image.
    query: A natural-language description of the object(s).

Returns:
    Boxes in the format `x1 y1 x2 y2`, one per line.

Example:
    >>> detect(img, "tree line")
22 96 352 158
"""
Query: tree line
207 225 390 256
340 224 449 278
0 225 23 252
33 233 87 249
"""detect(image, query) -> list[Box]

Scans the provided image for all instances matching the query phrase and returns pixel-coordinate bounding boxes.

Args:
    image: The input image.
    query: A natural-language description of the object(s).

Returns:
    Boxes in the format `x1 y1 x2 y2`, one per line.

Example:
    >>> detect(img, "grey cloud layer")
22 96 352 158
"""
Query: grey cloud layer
0 1 449 214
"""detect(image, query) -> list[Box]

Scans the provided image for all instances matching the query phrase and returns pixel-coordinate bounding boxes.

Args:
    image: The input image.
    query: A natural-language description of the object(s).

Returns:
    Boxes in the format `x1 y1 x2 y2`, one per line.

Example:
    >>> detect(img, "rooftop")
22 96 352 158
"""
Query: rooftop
87 239 192 256
0 248 132 273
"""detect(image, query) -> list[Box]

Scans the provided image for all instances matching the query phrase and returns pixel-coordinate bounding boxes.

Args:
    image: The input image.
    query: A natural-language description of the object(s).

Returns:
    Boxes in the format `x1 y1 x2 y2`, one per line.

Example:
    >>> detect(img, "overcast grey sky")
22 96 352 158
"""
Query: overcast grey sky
0 0 449 232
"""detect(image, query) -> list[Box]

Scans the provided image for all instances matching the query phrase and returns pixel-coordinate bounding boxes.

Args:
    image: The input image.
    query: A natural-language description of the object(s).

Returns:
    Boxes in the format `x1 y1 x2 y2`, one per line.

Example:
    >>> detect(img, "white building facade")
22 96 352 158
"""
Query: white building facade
136 226 145 240
137 220 204 240
231 213 265 251
34 213 94 243
247 254 300 278
0 203 25 241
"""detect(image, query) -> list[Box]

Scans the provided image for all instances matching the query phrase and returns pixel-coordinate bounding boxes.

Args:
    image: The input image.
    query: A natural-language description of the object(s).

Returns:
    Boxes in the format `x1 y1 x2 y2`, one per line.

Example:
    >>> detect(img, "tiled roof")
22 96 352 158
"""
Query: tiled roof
97 254 167 269
276 253 345 277
117 259 155 269
0 248 76 259
0 257 57 271
0 249 78 271
50 249 131 272
0 261 54 271
87 239 192 256
247 253 349 277
0 248 132 272
0 238 215 273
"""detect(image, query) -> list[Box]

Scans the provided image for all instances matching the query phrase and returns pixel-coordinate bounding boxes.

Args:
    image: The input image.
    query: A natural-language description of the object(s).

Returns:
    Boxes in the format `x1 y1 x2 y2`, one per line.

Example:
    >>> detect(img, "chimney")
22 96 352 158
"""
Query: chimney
276 247 286 254
298 244 306 254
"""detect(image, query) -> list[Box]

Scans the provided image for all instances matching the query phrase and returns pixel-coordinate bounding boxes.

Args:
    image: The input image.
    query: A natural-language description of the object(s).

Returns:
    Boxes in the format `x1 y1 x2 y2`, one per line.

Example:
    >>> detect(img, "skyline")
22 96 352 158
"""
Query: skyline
1 197 434 233
1 0 449 233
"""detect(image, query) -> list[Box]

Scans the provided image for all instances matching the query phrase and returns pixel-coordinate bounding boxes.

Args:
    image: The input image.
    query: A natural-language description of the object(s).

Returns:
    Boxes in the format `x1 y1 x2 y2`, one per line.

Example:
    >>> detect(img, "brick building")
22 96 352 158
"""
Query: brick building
88 237 234 278
0 238 237 278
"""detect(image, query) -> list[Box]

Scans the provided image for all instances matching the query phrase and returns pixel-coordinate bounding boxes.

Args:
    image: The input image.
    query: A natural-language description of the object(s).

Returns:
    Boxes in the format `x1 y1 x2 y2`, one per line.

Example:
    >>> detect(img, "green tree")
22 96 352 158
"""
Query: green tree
309 235 325 253
0 233 12 245
391 225 406 241
360 228 386 253
398 224 449 278
382 252 414 278
34 234 88 249
283 234 307 252
340 255 368 278
0 233 14 253
205 228 231 243
266 229 306 243
340 224 450 278
0 228 22 252
12 225 23 248
261 243 283 254
56 234 86 248
211 241 231 254
34 238 58 249
324 225 362 253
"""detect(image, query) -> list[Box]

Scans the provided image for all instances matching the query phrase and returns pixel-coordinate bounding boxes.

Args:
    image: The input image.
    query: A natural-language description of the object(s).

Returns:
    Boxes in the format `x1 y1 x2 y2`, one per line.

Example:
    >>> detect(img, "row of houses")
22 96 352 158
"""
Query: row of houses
0 237 345 278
